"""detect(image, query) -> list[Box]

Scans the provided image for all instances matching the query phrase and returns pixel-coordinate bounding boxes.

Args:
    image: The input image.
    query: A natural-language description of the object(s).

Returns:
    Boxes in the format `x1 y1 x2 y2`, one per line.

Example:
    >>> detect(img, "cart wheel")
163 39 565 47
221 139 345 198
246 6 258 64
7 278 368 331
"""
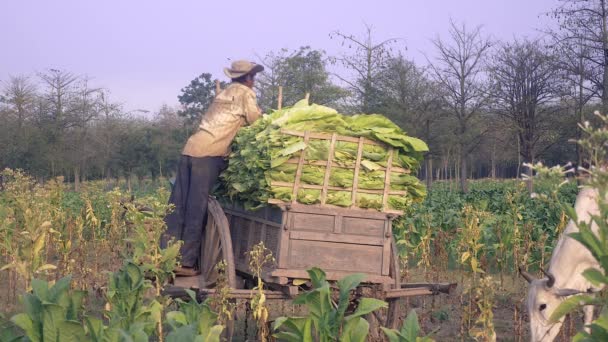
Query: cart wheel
367 238 403 339
199 197 237 288
200 197 237 340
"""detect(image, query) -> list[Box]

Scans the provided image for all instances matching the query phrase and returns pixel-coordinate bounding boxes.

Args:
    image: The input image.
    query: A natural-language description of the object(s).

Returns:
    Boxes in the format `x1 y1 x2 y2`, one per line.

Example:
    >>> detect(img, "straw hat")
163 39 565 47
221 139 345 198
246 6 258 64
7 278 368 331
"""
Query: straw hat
223 60 264 79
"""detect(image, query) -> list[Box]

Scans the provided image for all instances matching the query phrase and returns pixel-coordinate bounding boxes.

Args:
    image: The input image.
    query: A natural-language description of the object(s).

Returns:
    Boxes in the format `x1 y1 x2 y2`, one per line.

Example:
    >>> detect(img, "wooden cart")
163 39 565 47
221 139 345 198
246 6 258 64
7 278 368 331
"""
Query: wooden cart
166 197 455 330
166 129 456 337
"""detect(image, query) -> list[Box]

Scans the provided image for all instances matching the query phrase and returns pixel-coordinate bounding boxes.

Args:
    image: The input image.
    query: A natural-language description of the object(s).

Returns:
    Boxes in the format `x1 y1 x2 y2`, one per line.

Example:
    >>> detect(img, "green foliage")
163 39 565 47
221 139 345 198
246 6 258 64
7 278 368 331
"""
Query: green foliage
0 169 58 290
125 187 180 287
257 47 348 109
165 289 224 342
381 309 435 342
105 261 161 337
273 267 387 341
393 178 578 274
9 276 87 342
178 73 227 126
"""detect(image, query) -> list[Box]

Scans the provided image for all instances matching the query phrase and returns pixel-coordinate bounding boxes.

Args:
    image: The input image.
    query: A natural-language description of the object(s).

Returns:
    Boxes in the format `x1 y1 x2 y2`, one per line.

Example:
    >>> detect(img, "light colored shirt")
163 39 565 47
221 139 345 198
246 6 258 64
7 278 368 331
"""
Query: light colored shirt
182 82 261 157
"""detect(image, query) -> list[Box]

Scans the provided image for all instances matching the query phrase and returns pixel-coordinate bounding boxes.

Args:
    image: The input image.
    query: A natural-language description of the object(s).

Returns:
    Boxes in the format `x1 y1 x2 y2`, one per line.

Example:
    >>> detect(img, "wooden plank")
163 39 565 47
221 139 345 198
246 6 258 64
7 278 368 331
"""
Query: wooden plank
320 133 337 204
280 129 383 146
384 283 457 299
287 240 384 274
342 216 385 237
381 221 391 276
290 212 335 232
289 230 384 246
277 211 290 268
333 213 343 234
164 286 291 300
382 148 394 211
291 131 310 203
401 282 458 293
351 137 365 208
270 181 408 196
282 158 410 174
270 269 394 285
268 200 402 218
384 288 436 298
222 208 282 228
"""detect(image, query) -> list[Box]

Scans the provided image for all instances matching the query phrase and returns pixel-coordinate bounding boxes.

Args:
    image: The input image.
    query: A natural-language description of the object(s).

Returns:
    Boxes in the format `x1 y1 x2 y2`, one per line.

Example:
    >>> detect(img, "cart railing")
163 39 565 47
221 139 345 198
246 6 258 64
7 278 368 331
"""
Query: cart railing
268 129 410 214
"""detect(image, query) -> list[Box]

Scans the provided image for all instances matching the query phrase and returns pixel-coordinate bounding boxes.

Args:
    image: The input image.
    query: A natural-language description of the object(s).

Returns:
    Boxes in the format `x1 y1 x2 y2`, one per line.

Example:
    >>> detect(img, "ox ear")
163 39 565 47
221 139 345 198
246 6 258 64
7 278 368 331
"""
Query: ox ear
555 288 584 297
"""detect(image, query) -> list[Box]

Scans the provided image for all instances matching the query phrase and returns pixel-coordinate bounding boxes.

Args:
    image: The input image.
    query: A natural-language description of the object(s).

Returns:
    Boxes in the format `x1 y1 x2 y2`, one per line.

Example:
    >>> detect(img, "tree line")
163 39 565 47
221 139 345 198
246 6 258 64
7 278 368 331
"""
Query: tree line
2 0 607 192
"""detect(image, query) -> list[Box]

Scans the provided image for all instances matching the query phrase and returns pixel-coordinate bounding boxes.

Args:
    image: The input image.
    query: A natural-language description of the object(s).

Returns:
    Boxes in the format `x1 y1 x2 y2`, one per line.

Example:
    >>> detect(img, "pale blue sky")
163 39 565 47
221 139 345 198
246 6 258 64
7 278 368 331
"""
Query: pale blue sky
1 0 555 113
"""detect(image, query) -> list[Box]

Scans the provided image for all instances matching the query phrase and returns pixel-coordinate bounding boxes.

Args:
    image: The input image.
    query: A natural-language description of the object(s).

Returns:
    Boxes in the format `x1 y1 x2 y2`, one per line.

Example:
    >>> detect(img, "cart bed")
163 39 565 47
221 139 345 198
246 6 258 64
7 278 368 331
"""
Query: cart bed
222 202 397 285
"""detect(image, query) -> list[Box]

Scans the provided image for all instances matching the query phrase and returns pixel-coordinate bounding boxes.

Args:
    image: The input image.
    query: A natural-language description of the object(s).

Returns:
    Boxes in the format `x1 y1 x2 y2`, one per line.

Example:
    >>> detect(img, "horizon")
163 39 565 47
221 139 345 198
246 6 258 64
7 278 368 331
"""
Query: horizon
1 0 555 113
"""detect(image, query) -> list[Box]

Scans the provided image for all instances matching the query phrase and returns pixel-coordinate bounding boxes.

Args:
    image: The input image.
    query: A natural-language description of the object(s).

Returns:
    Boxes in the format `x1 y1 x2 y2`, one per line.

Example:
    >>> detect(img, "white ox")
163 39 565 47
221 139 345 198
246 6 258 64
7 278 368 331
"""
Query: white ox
520 186 604 341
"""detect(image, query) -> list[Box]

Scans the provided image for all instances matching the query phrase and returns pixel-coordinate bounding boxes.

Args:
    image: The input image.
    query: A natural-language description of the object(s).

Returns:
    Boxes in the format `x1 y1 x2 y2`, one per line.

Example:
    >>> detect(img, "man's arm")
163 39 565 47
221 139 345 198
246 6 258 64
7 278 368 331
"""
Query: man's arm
243 92 262 125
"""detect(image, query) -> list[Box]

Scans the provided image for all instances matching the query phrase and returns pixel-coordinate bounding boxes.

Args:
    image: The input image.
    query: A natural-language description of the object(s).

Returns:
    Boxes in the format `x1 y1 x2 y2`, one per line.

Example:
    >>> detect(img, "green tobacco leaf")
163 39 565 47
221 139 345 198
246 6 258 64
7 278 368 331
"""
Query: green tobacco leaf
279 142 308 156
402 309 421 342
339 317 369 342
58 320 86 342
10 313 35 340
582 268 608 287
381 327 404 342
549 295 595 323
345 298 387 320
42 303 64 342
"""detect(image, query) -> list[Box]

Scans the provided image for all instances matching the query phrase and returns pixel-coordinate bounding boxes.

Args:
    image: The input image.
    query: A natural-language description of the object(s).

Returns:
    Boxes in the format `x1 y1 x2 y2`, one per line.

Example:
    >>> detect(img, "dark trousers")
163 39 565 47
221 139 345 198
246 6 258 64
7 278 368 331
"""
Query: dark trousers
162 155 226 267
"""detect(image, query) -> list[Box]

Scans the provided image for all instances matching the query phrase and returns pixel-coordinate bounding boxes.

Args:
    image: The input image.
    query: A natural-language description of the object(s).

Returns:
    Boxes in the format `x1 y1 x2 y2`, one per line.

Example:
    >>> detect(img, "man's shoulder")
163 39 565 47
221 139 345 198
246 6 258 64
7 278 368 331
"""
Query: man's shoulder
224 82 256 98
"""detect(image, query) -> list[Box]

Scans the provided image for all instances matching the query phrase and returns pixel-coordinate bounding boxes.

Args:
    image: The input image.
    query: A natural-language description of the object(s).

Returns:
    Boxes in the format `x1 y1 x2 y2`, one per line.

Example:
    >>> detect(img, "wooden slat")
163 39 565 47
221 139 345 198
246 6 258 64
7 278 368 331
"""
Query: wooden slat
382 148 394 211
277 211 290 268
280 129 384 146
270 269 394 285
333 213 343 234
291 131 310 203
270 181 407 195
384 283 458 299
283 158 410 174
164 286 291 300
320 133 337 204
289 230 384 246
267 199 404 216
351 137 365 208
222 208 282 228
381 221 391 276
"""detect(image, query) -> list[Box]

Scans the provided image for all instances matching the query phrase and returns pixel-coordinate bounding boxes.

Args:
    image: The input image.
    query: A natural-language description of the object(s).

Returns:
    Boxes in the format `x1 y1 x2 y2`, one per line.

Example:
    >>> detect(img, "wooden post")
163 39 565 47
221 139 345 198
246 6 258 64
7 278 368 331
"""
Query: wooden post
304 92 310 103
382 148 394 211
215 80 221 97
320 134 337 205
278 86 283 110
292 131 310 203
350 137 365 208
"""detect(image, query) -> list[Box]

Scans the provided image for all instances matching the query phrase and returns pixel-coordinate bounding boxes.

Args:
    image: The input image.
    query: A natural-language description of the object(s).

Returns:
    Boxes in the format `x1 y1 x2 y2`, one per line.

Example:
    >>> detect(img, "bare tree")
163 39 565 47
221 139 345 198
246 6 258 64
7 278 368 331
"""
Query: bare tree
330 24 400 113
428 20 492 192
1 76 37 130
550 0 608 110
489 39 563 187
377 55 443 186
94 90 124 180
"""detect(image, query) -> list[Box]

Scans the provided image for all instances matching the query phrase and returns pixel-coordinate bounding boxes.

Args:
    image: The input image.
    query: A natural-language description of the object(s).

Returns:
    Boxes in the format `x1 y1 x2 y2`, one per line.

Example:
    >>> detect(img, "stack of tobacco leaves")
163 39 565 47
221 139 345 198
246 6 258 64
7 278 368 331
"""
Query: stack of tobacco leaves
217 99 428 211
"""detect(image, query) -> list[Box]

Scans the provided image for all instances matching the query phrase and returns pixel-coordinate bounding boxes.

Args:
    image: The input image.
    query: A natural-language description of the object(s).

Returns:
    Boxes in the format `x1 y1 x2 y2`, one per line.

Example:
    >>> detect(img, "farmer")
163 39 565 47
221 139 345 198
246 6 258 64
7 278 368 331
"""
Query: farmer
162 60 264 276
